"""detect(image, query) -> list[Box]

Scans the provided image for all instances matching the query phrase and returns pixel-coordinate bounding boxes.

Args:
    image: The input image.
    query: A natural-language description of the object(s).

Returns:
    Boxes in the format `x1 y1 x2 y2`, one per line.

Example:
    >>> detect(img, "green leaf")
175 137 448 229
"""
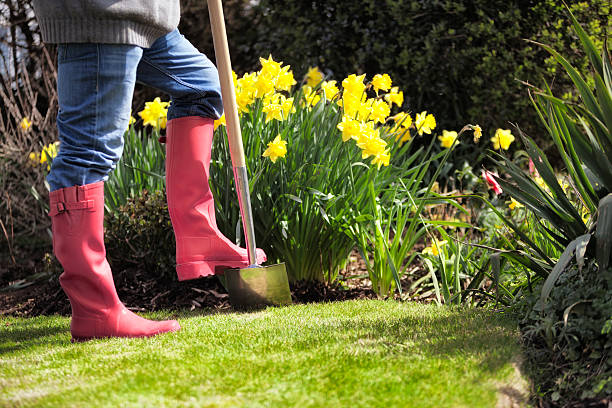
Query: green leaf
540 234 591 307
566 5 603 76
595 194 612 269
533 40 604 125
422 258 441 305
563 300 592 328
423 220 472 229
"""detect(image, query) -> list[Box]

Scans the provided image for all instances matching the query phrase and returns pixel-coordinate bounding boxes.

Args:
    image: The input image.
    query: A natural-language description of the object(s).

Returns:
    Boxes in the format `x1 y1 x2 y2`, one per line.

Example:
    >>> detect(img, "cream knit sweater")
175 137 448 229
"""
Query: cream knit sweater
32 1 180 48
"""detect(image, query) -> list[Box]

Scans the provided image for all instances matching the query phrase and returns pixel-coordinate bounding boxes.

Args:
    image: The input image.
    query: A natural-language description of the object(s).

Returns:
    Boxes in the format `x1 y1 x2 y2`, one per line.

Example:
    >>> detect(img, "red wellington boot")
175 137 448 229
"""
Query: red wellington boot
49 181 180 341
165 116 266 281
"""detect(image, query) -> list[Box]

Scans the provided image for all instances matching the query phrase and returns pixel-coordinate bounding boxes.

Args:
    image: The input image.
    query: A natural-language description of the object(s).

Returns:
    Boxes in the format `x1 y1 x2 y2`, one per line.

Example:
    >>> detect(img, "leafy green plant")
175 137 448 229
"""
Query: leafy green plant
485 10 612 404
209 61 459 288
488 8 612 269
211 89 356 283
520 259 612 405
105 124 166 216
105 190 175 280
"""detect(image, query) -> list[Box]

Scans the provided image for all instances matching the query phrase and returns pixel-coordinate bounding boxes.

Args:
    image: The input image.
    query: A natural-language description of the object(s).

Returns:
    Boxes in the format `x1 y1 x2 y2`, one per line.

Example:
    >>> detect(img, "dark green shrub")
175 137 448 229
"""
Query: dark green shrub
105 190 176 280
244 0 610 148
520 259 611 405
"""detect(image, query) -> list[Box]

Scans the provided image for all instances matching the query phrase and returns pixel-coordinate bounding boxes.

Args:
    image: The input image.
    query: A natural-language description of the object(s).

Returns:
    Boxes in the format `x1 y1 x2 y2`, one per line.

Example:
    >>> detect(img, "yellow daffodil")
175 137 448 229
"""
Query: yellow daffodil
128 116 136 126
275 65 297 92
371 149 390 169
392 112 412 129
302 85 321 108
321 80 340 100
369 99 391 124
262 135 287 163
138 97 169 129
20 117 32 131
415 111 436 136
357 128 387 159
472 124 482 142
384 87 404 107
40 141 59 164
262 94 284 123
508 197 524 210
281 96 296 118
236 91 255 113
438 130 459 148
491 128 515 150
390 112 413 145
342 74 366 99
238 72 258 92
305 66 323 87
254 74 275 98
338 92 366 118
371 73 392 94
214 114 226 130
28 151 40 166
32 141 60 170
337 115 362 142
422 239 447 256
357 98 374 122
259 55 282 79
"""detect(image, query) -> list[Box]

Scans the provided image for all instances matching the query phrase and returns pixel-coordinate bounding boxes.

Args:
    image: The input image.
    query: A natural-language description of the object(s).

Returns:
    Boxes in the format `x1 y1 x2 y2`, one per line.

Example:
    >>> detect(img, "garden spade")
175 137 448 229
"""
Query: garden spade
207 0 292 309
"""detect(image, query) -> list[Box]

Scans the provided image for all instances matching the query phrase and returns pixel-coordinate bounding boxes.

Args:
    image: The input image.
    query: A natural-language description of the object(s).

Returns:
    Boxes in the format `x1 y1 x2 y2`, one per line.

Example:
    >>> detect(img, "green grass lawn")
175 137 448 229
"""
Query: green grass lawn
1 300 525 407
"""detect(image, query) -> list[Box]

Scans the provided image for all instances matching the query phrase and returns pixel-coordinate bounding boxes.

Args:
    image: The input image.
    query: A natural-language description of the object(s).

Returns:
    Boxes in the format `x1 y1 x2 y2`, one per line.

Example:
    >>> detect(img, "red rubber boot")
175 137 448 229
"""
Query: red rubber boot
165 116 266 281
49 182 180 341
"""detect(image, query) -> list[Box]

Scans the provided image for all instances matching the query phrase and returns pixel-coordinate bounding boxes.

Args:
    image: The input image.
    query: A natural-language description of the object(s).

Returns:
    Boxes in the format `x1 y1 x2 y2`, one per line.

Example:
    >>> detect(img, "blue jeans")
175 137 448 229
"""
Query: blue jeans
47 29 223 191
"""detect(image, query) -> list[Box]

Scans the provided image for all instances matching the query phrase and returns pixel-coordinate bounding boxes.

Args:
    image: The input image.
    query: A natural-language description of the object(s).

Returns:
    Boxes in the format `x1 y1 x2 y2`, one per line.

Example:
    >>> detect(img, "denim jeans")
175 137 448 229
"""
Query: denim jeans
47 29 223 191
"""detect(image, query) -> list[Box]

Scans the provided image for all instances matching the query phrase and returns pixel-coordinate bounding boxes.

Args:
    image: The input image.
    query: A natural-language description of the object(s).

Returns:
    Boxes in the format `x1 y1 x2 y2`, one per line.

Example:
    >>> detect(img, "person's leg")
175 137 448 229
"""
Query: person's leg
136 29 265 281
49 43 180 341
48 44 139 191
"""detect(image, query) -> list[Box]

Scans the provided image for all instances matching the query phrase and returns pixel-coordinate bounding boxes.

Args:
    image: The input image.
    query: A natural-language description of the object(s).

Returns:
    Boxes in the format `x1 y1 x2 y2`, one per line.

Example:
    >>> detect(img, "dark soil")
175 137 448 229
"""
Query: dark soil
0 248 387 317
0 246 438 317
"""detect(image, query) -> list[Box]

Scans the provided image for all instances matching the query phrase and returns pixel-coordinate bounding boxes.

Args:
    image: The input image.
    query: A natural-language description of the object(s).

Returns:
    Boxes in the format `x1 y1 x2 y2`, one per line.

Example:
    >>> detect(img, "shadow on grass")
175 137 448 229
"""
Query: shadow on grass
0 316 70 354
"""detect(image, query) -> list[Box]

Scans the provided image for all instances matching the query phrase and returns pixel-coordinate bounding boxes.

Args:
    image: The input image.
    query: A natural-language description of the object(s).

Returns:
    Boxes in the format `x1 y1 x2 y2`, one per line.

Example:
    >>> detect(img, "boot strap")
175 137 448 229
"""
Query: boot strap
48 200 94 217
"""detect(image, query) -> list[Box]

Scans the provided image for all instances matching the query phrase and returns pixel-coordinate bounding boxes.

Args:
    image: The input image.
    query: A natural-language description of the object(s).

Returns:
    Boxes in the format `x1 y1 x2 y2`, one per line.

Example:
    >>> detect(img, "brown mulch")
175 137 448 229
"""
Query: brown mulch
0 249 393 317
0 247 436 317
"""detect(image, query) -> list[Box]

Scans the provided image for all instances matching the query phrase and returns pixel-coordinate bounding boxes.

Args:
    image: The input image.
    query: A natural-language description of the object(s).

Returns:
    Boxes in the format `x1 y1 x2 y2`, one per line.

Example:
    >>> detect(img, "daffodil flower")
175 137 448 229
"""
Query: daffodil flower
259 55 282 78
20 117 32 131
305 66 323 87
214 114 226 130
337 115 362 142
371 73 392 94
384 87 404 107
371 149 390 169
254 75 275 98
342 74 366 100
438 130 459 148
263 135 287 163
275 65 297 92
508 198 524 210
138 97 169 129
491 128 515 150
415 111 436 136
422 239 447 256
369 99 391 124
472 125 482 142
357 128 387 160
321 80 339 100
302 86 321 108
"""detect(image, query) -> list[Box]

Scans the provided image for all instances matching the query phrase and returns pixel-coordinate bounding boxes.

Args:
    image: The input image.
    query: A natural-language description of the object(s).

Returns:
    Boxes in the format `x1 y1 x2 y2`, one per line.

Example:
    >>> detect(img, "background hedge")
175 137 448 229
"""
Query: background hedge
177 0 610 147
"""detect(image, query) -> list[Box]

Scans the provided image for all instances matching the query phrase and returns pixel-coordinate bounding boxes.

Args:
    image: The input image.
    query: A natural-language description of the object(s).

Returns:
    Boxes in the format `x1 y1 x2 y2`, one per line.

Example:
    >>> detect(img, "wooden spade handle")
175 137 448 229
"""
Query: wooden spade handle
208 0 245 167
